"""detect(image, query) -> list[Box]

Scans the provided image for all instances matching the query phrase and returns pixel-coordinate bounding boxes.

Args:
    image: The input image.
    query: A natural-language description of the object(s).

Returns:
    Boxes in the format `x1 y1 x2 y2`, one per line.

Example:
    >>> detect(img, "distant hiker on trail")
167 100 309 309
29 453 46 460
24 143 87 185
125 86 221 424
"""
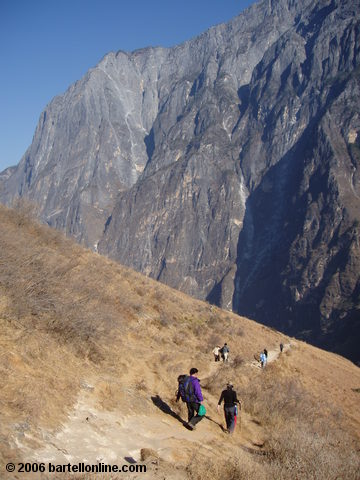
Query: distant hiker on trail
263 348 268 359
220 343 230 362
280 343 284 353
212 345 221 362
260 351 267 368
176 368 204 430
217 382 241 434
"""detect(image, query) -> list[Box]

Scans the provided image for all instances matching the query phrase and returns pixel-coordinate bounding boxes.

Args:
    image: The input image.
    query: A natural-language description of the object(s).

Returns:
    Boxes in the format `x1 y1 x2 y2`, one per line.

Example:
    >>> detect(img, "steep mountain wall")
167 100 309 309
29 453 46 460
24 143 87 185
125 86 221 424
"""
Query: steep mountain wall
1 0 359 362
231 0 360 359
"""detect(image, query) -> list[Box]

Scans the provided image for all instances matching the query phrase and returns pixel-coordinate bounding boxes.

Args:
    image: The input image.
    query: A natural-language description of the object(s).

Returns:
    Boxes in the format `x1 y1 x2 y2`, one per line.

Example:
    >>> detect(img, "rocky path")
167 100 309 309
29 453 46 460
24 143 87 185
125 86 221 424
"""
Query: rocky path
20 343 293 477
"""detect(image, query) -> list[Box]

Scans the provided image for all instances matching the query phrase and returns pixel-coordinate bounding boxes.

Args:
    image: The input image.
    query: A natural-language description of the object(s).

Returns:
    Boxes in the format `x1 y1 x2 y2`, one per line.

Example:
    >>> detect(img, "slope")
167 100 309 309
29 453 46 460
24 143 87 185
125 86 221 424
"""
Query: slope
1 0 359 364
0 203 359 479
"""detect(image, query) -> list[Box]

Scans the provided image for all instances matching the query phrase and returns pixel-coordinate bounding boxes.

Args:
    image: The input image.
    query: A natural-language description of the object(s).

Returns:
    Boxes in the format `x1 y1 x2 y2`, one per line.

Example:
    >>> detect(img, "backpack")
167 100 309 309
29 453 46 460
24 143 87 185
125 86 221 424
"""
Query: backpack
178 375 196 403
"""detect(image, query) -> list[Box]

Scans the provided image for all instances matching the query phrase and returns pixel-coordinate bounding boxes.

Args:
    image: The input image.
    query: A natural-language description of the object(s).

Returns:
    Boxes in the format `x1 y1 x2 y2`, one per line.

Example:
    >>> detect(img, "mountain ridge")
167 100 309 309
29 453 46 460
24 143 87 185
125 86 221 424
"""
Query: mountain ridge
1 0 359 363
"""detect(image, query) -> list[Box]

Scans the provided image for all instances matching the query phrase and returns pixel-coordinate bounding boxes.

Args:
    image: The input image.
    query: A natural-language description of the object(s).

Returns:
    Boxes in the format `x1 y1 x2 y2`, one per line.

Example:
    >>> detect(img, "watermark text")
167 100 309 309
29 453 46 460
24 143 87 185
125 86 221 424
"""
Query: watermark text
5 461 147 474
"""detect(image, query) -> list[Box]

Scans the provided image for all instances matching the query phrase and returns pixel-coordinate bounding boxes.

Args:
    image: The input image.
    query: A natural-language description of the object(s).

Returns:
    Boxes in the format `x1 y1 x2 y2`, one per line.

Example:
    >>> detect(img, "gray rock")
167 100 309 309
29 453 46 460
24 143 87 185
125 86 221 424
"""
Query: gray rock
1 0 359 363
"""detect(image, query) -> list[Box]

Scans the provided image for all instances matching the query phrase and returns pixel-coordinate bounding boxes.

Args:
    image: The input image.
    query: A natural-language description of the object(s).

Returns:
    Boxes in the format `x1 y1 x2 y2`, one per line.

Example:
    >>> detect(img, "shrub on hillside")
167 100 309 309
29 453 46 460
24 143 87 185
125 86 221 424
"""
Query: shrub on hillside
232 355 245 367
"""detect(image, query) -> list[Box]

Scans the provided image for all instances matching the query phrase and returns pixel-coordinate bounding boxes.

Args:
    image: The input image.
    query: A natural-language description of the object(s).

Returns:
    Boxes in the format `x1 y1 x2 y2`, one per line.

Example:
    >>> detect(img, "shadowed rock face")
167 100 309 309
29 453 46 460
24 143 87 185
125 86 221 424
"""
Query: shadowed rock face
1 0 359 363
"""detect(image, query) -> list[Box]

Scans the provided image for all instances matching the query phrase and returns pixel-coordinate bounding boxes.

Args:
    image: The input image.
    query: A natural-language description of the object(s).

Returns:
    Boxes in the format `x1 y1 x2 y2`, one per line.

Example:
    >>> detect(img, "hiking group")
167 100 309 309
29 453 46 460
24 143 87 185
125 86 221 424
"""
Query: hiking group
212 342 230 362
175 343 288 434
176 367 241 434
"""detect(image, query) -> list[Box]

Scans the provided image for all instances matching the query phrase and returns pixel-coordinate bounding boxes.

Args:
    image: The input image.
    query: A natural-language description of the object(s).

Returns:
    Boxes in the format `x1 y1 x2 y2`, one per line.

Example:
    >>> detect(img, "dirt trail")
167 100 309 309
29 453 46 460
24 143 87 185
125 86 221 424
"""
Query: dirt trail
19 343 292 472
248 342 292 368
21 388 229 471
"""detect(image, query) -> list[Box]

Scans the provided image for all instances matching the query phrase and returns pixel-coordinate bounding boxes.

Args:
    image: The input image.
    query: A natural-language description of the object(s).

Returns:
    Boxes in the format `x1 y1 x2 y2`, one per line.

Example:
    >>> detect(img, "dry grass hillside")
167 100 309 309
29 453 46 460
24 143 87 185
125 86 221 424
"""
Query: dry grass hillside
0 203 359 480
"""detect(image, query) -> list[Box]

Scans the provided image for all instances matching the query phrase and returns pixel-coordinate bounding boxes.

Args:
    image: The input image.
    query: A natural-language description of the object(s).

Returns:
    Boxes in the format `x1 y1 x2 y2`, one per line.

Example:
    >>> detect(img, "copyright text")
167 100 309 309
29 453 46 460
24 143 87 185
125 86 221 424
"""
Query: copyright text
5 462 147 474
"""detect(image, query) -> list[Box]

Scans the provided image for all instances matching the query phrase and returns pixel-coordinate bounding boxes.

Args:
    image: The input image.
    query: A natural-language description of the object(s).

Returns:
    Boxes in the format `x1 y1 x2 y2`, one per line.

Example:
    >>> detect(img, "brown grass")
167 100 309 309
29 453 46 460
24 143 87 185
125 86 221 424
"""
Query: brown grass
239 362 360 479
186 452 269 480
1 202 360 479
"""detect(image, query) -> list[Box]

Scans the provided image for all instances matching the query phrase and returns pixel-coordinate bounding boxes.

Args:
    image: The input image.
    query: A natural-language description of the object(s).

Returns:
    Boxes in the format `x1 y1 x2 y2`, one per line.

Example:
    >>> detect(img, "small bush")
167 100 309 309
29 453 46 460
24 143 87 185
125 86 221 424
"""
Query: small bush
159 313 170 327
207 334 222 349
135 379 147 392
232 355 245 367
172 331 187 345
236 326 244 336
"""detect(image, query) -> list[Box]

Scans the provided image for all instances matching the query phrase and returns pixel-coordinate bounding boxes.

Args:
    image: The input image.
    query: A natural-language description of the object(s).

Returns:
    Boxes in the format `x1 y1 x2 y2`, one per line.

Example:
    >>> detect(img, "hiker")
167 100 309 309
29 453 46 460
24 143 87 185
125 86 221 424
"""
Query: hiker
280 343 284 353
263 348 268 359
217 382 241 434
212 345 221 362
220 343 230 362
259 351 266 368
176 368 204 430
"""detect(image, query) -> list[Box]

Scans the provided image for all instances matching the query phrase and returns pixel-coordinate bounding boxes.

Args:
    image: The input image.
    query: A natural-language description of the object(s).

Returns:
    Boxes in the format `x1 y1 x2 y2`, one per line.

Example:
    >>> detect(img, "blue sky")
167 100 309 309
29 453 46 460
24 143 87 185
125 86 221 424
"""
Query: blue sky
0 0 255 172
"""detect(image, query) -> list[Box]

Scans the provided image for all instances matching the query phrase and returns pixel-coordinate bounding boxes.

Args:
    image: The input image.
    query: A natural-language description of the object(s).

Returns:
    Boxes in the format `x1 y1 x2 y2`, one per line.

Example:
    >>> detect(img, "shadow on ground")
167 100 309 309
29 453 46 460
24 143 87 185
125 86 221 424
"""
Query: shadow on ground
151 395 188 427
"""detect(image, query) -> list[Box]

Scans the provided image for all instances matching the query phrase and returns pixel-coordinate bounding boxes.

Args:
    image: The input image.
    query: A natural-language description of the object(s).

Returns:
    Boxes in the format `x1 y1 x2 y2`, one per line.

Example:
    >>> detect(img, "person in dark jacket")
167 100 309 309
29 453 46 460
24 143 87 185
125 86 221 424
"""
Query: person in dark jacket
217 382 241 434
220 343 230 362
185 367 204 430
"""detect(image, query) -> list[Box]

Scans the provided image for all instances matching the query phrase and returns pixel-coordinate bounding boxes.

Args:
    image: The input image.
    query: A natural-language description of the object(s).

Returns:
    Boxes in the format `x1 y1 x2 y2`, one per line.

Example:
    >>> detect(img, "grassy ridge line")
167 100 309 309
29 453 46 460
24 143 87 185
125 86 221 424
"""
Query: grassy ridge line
1 203 360 479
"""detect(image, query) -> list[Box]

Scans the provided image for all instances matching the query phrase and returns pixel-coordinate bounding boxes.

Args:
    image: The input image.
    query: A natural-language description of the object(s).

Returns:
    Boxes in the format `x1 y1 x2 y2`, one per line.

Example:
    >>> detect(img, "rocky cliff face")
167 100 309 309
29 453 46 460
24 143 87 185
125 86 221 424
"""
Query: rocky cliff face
1 0 359 362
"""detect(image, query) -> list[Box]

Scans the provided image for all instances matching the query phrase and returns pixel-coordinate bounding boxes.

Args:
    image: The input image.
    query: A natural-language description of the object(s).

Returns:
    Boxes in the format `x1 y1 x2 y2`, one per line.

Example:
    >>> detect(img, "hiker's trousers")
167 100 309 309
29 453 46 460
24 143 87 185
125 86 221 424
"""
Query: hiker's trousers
187 402 203 427
224 405 236 432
